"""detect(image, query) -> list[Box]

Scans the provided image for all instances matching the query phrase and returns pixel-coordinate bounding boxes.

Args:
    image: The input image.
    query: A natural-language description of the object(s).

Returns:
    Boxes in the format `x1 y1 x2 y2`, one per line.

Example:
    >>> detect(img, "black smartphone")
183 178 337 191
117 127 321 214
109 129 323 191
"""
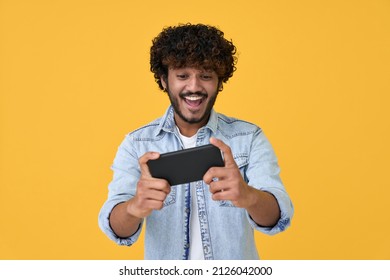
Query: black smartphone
147 144 224 186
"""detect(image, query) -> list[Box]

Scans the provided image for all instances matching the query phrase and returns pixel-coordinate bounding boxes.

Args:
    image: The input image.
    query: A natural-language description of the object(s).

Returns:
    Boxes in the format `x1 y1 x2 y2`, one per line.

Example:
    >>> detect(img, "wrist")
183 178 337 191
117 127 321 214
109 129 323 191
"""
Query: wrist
126 198 148 220
243 186 260 210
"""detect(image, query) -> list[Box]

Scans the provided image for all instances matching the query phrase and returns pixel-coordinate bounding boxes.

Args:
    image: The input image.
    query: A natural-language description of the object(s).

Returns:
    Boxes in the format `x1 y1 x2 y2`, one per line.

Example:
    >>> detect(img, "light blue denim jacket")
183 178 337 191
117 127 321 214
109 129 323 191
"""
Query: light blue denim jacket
99 106 293 260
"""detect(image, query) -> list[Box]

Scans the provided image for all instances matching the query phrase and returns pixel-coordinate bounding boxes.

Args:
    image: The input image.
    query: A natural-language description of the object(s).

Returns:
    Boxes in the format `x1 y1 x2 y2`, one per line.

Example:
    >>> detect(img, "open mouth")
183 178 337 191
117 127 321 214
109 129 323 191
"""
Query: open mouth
182 94 206 108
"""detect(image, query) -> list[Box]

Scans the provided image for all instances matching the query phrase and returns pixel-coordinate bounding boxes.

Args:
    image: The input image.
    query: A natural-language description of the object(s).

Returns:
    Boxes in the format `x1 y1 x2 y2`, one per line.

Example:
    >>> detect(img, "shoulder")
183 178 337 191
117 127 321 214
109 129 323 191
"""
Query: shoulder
115 116 164 159
216 112 262 139
125 117 162 142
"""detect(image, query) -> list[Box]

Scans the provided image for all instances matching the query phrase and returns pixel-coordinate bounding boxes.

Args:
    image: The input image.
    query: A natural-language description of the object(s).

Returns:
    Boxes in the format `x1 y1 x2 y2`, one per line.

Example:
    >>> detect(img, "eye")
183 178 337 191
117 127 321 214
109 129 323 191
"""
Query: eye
176 74 188 80
200 74 213 80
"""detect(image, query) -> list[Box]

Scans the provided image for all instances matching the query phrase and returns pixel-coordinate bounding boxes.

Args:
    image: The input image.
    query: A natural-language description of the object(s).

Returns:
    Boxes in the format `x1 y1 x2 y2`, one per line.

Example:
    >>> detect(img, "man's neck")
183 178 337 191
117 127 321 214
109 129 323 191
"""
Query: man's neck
175 125 200 137
174 116 207 137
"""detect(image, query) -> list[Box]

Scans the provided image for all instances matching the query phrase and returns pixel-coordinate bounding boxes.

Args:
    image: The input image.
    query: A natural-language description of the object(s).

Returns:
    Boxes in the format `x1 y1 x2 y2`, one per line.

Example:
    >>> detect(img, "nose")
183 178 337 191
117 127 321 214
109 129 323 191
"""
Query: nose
186 76 203 93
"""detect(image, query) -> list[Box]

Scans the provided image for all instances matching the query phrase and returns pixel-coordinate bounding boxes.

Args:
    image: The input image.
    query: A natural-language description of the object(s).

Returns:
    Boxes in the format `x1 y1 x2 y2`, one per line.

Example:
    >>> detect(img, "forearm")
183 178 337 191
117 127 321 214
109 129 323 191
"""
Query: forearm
109 200 142 238
246 188 281 227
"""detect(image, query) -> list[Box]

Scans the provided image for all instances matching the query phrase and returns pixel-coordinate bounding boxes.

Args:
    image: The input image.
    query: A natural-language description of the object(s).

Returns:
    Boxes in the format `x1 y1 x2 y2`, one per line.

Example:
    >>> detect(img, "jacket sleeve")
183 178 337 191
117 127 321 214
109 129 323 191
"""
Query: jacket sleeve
98 135 144 246
245 128 294 235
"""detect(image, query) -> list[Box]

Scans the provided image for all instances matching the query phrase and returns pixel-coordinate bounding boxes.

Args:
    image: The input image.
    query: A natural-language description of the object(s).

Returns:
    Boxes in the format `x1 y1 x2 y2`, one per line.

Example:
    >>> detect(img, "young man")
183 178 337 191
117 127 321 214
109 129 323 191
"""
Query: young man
99 23 293 260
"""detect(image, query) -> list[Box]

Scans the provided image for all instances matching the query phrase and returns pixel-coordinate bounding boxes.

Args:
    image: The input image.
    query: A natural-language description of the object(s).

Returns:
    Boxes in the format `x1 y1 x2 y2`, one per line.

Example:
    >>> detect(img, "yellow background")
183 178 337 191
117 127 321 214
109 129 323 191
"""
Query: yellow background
1 0 389 259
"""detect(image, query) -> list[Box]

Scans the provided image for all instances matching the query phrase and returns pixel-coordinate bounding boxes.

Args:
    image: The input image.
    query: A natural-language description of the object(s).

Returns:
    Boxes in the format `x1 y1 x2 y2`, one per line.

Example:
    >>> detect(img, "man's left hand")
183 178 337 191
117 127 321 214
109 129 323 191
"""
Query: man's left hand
203 137 256 209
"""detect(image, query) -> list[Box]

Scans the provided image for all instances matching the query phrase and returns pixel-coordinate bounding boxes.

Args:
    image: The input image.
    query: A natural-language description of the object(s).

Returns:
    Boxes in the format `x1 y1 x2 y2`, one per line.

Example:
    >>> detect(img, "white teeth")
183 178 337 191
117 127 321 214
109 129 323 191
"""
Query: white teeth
185 96 203 101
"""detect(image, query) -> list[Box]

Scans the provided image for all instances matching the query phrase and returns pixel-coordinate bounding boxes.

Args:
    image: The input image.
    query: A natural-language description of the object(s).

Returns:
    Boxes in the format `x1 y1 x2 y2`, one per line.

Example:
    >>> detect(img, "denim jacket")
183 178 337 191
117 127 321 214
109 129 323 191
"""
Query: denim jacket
98 106 294 260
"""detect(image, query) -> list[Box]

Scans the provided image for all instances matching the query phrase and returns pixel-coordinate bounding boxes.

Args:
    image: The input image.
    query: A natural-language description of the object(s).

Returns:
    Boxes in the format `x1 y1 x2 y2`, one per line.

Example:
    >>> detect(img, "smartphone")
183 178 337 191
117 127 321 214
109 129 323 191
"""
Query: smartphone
147 144 224 186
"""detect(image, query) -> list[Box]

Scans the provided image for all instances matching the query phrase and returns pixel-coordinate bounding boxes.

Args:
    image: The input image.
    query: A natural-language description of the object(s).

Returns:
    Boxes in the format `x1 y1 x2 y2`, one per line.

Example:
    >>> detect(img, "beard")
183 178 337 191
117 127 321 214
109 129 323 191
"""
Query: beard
166 86 218 125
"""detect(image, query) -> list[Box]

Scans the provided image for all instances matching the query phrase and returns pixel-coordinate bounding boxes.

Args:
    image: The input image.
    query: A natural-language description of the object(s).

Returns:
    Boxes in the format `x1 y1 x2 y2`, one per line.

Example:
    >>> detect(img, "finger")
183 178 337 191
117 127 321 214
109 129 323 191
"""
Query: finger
139 152 160 177
209 137 236 168
203 166 227 184
141 181 171 202
142 199 165 211
210 187 231 201
150 179 171 194
211 191 228 201
208 180 228 194
138 187 170 201
137 177 171 194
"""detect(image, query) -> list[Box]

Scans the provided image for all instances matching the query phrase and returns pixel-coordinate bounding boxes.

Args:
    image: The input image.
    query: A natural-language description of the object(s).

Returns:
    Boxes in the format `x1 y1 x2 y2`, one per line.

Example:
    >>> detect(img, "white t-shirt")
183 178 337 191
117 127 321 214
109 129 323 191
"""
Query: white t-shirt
175 127 204 260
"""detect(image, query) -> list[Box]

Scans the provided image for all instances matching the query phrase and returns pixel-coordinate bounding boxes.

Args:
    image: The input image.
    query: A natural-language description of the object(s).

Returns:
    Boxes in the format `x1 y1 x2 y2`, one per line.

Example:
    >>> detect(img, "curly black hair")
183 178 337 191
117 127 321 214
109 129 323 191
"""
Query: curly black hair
150 23 237 90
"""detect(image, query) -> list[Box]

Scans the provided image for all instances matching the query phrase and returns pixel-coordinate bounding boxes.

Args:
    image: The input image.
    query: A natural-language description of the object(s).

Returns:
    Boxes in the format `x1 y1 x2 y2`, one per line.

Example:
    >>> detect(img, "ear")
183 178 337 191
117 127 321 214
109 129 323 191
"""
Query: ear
218 80 223 92
160 75 167 91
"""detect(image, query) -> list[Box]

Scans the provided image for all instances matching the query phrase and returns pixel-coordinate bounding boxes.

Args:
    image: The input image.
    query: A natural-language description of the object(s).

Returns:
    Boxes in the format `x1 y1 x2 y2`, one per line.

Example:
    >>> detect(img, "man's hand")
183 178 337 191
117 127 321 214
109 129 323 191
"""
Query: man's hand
204 137 281 227
109 151 171 238
203 137 256 209
126 152 171 219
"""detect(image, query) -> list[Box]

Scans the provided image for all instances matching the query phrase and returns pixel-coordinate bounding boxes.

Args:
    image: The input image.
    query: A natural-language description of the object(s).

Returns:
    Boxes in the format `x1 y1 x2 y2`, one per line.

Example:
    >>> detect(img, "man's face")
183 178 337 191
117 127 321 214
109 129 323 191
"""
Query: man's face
161 67 220 129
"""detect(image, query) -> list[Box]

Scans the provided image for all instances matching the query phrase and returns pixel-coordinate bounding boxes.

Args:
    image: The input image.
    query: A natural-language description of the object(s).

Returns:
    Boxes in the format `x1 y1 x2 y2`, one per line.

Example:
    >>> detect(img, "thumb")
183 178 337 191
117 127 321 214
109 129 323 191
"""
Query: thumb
210 137 236 167
139 151 160 177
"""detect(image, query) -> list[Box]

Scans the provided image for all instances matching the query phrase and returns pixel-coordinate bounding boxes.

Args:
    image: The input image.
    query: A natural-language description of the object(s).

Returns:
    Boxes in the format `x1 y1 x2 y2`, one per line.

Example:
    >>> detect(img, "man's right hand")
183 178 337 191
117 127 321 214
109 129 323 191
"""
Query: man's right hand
109 151 171 238
126 151 171 219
